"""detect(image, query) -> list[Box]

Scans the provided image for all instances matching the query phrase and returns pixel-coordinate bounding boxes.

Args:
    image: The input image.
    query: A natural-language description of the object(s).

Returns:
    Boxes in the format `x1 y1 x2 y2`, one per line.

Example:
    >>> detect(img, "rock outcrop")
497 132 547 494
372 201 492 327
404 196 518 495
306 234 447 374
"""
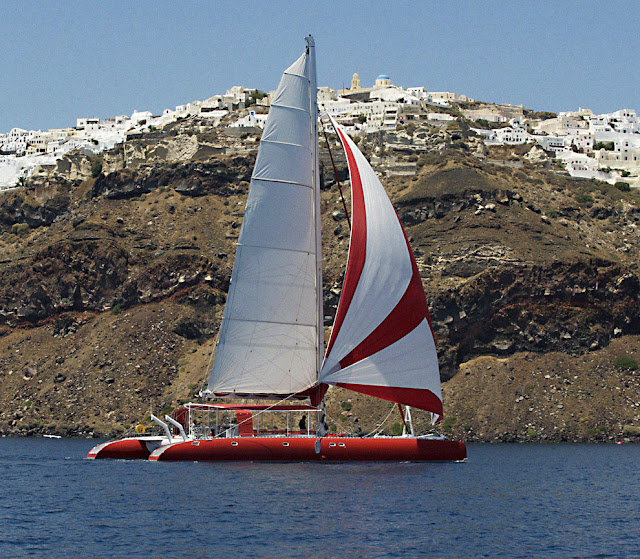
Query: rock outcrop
92 156 254 199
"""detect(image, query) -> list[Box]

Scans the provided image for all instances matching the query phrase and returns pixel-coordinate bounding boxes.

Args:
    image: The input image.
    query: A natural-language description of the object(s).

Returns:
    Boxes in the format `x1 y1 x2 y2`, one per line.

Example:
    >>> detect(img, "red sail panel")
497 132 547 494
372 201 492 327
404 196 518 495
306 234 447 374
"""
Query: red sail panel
337 383 443 416
325 125 367 357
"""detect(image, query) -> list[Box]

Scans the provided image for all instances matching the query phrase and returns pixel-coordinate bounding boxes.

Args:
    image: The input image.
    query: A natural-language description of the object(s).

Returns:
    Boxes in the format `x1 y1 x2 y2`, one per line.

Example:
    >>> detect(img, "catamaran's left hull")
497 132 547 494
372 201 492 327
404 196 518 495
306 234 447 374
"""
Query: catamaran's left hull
87 437 167 459
149 437 466 462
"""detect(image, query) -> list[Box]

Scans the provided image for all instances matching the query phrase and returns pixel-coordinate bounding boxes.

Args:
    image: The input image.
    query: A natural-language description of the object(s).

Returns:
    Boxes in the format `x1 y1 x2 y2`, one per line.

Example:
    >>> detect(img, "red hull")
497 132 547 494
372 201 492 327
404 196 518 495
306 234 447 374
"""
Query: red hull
149 437 466 462
87 437 165 459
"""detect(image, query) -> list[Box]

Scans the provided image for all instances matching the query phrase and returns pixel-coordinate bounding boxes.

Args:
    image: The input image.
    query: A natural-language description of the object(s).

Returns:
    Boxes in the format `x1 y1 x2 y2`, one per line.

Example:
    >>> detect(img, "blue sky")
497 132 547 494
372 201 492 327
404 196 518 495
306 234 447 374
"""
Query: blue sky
2 0 638 132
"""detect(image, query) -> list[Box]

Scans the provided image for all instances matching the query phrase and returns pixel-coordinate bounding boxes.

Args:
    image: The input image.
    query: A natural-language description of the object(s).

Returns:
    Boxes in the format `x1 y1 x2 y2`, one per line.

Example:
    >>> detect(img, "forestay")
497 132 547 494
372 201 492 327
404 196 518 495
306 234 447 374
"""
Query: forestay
319 120 443 417
207 46 321 398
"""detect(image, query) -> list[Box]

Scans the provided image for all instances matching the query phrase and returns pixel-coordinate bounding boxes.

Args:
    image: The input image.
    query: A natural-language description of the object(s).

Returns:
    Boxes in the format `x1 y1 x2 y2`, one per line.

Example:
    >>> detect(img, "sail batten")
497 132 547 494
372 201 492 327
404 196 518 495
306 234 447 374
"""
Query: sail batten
258 139 309 148
207 48 320 399
265 105 309 113
234 244 315 256
249 176 314 189
320 119 443 415
221 316 318 328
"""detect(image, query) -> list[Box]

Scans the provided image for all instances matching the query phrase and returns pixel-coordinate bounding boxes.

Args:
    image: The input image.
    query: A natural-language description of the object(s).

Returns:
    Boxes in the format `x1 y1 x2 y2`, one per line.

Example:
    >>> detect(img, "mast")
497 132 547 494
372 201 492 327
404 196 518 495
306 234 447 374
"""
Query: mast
306 35 324 383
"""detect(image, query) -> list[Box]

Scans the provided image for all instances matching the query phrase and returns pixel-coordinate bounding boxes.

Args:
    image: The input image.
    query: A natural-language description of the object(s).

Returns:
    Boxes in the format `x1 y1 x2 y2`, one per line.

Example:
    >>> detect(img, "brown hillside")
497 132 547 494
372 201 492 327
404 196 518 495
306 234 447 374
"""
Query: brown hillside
1 118 639 441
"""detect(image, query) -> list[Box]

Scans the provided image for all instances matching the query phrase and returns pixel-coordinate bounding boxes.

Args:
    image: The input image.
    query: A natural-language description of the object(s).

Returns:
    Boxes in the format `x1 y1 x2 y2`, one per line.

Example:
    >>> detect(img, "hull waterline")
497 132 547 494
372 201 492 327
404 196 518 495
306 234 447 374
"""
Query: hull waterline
149 437 466 462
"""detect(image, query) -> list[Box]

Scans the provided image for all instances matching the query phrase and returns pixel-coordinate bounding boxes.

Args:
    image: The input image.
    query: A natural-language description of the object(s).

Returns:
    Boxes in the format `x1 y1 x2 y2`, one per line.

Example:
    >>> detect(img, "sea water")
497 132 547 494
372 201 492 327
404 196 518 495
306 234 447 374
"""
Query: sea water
0 439 639 558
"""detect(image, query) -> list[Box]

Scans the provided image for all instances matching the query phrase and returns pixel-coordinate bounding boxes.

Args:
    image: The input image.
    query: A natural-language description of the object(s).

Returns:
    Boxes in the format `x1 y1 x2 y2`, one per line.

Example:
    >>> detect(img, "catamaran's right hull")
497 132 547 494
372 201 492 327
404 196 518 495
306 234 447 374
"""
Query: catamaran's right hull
149 437 466 462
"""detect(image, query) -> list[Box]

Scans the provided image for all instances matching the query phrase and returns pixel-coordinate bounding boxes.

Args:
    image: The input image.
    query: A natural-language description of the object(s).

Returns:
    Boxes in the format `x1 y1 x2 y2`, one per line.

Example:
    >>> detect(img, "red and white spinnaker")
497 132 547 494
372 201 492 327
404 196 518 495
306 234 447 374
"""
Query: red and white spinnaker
319 119 443 418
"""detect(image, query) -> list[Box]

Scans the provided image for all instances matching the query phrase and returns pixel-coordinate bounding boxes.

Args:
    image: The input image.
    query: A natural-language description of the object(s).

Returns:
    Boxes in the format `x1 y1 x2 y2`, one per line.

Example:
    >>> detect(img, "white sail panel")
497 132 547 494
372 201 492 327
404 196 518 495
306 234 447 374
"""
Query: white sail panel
322 124 413 375
261 105 312 147
222 245 317 325
208 47 319 397
271 55 310 108
210 321 317 395
239 179 314 253
253 141 312 186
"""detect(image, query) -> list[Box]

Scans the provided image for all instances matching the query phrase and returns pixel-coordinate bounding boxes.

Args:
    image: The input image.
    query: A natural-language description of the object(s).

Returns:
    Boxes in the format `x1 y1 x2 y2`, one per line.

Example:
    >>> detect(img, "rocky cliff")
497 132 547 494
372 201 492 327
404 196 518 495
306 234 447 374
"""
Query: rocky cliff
1 117 639 442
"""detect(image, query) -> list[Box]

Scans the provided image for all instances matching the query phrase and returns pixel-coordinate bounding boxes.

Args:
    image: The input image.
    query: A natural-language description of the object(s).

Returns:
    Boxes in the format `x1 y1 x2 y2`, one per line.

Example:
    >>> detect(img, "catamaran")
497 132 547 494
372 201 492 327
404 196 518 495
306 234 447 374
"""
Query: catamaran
88 36 466 462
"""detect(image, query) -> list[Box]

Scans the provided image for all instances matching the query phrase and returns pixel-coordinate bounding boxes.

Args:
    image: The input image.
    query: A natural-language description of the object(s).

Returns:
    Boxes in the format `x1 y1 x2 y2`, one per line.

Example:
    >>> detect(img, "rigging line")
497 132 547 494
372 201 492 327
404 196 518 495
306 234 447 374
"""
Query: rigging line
203 333 218 388
363 403 397 437
321 117 351 231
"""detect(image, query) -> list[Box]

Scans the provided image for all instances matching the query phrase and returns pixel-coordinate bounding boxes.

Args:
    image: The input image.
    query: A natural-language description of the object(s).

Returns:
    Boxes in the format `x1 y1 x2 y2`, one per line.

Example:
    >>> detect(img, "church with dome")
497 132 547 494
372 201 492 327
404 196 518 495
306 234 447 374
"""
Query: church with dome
338 72 393 98
374 74 391 88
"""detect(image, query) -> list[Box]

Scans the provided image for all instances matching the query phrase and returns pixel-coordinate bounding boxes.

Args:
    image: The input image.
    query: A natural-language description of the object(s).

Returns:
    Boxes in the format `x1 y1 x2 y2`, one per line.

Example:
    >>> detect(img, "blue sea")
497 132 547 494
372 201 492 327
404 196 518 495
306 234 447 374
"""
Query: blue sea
0 439 639 558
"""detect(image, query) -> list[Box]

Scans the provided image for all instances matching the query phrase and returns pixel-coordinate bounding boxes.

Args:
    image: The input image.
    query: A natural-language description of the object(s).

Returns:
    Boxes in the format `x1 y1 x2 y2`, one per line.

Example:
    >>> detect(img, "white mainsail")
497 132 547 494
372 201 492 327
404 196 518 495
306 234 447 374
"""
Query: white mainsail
319 120 443 416
207 40 321 398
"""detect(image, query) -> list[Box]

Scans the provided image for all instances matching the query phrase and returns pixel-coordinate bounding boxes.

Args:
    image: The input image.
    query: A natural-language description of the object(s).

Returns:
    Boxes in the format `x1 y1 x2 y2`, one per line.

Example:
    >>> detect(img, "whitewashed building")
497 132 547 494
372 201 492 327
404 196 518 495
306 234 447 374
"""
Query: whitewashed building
534 135 569 155
429 113 457 122
229 110 268 129
319 96 352 117
317 86 337 106
406 86 428 100
481 126 532 145
369 86 421 106
596 148 640 173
